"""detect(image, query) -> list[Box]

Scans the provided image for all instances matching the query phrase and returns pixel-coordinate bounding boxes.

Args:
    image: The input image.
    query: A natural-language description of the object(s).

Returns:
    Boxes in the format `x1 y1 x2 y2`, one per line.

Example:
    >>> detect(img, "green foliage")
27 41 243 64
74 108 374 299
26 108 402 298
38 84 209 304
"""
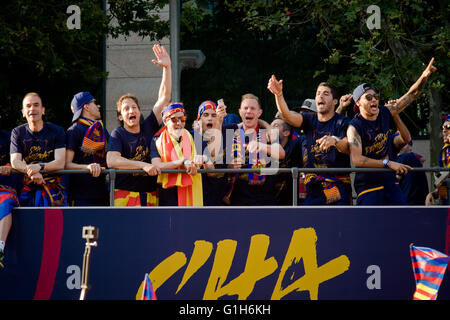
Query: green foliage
0 0 171 130
222 0 449 136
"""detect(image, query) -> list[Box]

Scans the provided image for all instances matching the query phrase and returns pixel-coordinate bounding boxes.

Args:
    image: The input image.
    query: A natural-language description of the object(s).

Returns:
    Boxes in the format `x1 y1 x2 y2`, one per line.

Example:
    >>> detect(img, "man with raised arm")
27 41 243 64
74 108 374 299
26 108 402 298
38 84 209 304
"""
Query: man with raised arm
10 92 67 206
347 58 437 205
267 77 352 205
106 44 171 206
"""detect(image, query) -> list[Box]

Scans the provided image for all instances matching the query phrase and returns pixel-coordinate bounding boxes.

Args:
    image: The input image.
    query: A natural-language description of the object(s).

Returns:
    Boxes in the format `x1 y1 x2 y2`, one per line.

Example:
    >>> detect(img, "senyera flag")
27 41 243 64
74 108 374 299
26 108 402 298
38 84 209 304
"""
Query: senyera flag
141 273 157 300
410 244 450 300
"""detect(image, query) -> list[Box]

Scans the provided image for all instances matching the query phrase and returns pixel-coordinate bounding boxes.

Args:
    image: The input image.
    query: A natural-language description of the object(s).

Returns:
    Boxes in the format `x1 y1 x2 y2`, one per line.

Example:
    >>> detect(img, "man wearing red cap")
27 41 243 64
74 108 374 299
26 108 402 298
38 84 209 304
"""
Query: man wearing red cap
347 58 437 205
65 92 109 206
151 103 208 206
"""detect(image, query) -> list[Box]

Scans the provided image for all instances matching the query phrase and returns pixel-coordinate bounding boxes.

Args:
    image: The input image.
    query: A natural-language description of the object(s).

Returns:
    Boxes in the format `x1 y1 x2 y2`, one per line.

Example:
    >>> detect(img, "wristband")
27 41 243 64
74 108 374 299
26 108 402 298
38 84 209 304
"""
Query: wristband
382 159 389 168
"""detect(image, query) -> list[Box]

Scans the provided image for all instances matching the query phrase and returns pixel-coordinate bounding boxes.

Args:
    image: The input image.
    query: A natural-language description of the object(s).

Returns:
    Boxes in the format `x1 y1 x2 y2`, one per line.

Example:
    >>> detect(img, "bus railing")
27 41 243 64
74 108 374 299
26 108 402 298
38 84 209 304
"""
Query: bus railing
10 167 450 206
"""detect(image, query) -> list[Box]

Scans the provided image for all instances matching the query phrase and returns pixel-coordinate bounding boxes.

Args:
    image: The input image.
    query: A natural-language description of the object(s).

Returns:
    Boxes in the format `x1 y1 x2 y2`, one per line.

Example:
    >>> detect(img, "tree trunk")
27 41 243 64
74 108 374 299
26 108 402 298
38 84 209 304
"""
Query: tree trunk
429 87 443 186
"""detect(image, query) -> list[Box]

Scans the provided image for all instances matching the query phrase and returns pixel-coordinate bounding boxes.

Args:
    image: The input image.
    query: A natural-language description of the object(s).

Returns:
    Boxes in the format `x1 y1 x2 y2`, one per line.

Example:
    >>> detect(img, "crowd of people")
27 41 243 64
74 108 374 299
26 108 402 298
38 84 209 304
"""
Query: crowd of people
0 45 441 268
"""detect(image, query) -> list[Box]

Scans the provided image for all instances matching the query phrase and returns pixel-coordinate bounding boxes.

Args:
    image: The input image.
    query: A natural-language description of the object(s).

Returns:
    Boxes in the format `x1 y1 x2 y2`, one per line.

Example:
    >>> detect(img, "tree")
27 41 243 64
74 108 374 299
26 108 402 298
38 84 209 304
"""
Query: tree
0 0 170 130
225 0 449 165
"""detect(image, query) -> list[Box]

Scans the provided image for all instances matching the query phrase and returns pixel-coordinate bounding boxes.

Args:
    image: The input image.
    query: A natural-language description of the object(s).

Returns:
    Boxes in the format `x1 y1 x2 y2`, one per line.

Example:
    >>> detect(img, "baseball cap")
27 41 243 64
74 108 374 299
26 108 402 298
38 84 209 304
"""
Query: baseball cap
352 83 376 103
71 92 95 122
298 98 317 113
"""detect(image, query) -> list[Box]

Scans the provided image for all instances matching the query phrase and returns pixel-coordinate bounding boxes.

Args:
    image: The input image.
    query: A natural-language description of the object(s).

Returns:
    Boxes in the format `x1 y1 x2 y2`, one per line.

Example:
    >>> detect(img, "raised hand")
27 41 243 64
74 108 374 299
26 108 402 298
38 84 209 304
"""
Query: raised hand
151 44 171 68
267 75 283 97
421 57 437 79
339 94 352 109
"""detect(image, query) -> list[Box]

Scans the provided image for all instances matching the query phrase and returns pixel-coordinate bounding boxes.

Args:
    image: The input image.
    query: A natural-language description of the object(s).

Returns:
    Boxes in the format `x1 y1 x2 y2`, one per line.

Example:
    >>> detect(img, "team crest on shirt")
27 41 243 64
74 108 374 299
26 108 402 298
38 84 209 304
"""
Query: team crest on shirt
365 133 388 156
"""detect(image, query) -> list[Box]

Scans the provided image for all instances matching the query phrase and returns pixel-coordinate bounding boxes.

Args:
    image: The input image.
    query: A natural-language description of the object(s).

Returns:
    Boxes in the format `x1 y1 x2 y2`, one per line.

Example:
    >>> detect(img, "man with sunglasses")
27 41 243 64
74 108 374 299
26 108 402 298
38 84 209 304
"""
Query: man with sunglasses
347 58 437 205
106 44 171 206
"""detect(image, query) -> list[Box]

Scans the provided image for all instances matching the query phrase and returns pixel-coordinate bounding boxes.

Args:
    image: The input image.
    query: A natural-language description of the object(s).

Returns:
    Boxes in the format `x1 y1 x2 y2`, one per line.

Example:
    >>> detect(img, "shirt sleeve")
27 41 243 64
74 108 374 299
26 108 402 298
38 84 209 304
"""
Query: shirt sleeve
66 126 81 151
9 127 22 155
150 137 160 160
54 126 66 149
106 129 124 154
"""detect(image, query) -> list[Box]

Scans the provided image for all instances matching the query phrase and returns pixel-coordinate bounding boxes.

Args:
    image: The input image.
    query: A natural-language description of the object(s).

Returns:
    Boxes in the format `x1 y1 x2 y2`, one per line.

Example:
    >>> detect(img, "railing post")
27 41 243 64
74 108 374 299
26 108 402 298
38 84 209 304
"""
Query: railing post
292 167 298 206
109 169 116 207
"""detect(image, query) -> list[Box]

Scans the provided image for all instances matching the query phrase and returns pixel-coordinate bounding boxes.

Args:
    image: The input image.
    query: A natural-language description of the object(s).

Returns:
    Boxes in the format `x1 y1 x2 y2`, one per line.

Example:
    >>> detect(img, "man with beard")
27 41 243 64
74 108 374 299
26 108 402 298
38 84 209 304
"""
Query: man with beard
268 77 352 205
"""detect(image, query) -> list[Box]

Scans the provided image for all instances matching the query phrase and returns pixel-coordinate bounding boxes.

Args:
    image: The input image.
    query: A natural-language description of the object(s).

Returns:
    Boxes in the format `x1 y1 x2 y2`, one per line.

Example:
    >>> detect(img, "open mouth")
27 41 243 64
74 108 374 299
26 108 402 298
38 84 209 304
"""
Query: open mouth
206 123 213 129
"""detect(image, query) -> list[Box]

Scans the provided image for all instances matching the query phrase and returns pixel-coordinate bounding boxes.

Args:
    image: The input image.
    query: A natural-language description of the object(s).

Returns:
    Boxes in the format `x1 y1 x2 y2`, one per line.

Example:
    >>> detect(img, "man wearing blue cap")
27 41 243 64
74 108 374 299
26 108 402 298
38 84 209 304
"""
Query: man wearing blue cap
65 92 110 206
347 58 437 205
10 92 67 206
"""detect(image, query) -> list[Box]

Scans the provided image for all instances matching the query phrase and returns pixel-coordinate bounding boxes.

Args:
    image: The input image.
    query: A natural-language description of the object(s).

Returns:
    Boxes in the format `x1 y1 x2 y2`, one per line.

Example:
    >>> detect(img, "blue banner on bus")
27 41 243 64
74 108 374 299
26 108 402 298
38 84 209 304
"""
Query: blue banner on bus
0 206 449 300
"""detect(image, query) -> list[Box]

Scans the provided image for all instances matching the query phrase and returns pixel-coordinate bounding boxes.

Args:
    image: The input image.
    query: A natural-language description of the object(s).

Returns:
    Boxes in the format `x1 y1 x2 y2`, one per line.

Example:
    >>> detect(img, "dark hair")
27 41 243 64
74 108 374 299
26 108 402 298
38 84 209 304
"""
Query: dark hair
317 82 339 100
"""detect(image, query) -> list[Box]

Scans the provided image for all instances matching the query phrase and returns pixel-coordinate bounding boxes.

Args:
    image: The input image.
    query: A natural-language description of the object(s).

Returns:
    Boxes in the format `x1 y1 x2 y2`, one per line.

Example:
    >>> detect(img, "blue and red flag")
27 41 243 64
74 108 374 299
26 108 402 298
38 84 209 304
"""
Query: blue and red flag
410 244 450 300
141 273 157 300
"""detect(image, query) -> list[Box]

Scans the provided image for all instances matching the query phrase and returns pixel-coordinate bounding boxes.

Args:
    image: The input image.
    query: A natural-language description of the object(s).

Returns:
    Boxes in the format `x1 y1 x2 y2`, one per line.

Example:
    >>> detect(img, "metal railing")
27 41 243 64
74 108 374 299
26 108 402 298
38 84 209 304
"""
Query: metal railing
10 166 449 206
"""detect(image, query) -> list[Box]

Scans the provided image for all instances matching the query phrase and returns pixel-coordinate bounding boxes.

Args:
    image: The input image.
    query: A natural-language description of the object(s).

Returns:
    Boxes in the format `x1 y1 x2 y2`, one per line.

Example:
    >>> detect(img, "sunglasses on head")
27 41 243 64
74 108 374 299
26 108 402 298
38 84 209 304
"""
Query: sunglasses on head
169 116 186 123
442 124 450 130
364 93 379 101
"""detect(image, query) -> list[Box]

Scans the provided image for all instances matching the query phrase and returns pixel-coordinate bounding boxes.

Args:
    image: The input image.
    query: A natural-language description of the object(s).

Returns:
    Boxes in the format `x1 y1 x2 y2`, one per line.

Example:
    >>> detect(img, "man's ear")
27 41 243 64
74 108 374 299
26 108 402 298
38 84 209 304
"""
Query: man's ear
42 106 45 115
257 108 263 118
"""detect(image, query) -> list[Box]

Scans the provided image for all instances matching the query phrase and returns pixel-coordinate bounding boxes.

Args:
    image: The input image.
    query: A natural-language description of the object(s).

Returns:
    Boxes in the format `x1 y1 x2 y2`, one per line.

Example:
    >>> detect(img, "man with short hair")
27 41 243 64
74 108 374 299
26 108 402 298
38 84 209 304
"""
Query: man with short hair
226 93 285 206
106 44 171 206
269 116 302 205
10 92 67 206
268 76 352 205
347 58 437 205
65 92 109 206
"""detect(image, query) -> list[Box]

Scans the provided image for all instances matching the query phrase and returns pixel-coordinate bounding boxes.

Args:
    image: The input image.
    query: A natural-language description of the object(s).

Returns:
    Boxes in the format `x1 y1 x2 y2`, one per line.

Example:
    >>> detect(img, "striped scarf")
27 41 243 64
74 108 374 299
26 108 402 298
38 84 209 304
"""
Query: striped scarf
232 125 266 185
77 117 107 157
0 185 19 219
20 176 67 207
155 127 203 206
439 144 450 168
304 173 351 204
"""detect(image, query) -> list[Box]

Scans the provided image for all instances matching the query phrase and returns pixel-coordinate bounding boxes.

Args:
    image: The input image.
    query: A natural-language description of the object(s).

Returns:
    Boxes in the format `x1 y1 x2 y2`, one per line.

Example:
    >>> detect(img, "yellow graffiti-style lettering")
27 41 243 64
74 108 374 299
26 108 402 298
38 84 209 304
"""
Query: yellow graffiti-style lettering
135 251 186 299
203 234 277 300
139 228 350 300
176 240 213 294
271 228 350 300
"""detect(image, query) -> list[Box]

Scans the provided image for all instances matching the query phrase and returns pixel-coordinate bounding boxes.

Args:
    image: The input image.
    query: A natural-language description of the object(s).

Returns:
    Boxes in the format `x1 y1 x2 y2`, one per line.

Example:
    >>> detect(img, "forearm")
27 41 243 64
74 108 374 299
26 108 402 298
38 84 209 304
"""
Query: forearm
152 158 183 169
335 137 350 154
153 65 172 123
275 94 302 127
107 152 147 170
10 154 27 173
392 114 411 146
265 143 285 160
42 158 66 172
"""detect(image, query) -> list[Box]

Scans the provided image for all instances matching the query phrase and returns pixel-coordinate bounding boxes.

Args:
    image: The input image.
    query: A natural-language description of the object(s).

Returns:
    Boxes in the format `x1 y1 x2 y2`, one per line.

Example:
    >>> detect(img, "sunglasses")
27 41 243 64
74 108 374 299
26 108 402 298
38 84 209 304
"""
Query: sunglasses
365 93 379 101
169 116 186 123
442 124 450 130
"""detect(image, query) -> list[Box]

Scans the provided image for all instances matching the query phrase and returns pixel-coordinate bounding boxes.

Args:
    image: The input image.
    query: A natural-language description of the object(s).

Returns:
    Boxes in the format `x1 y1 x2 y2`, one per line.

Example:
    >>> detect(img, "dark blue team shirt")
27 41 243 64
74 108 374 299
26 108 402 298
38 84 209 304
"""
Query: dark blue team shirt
300 112 351 176
0 130 21 190
350 105 396 193
10 122 66 165
107 112 160 193
66 121 110 201
274 137 302 205
397 152 429 205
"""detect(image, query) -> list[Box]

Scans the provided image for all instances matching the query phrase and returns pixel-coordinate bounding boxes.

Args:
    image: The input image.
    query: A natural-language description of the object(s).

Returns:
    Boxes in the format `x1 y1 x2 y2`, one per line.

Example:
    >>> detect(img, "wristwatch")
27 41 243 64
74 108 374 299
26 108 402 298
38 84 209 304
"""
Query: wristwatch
382 159 390 168
39 163 45 171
